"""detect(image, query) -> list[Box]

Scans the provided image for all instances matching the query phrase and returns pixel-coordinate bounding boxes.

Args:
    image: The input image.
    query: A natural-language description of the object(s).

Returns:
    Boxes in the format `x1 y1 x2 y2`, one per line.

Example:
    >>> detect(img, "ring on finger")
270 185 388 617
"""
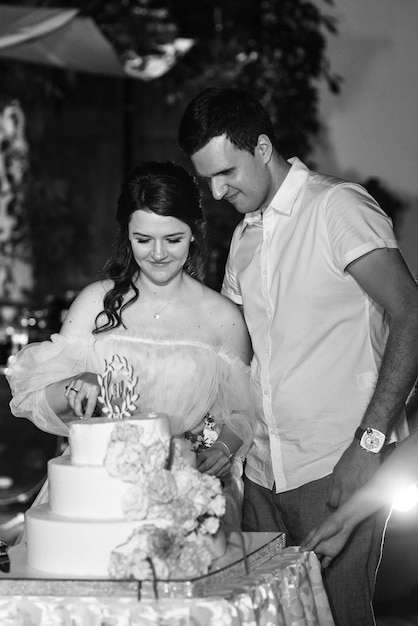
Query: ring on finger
65 386 79 393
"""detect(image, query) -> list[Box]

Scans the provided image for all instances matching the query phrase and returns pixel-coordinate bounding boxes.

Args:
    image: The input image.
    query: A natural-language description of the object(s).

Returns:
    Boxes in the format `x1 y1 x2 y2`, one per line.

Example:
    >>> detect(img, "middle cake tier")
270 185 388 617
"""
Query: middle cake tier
48 456 131 518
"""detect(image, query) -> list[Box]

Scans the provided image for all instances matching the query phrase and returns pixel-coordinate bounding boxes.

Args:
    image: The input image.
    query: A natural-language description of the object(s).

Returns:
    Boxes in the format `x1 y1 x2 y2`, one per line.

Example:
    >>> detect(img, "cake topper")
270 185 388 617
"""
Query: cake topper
97 354 139 419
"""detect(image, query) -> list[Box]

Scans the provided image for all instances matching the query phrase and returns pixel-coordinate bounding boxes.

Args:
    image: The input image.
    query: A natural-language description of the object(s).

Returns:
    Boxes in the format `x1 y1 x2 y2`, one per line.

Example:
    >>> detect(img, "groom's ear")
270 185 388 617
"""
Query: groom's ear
256 134 273 164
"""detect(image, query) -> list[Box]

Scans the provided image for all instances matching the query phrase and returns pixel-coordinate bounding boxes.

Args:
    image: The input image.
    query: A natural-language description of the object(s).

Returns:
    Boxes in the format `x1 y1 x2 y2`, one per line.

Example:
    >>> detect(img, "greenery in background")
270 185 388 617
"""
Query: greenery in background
11 0 340 159
1 0 343 293
166 0 343 286
0 0 406 294
169 0 341 159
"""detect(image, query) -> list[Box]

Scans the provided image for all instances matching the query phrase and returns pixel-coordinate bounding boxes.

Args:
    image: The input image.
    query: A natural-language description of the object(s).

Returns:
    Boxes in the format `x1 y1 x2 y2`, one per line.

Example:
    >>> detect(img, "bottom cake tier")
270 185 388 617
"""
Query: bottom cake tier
25 504 227 578
26 505 167 577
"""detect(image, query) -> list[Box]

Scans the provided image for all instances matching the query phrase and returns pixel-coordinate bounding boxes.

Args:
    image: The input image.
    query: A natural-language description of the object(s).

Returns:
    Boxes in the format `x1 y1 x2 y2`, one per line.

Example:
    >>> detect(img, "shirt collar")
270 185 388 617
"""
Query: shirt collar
242 209 263 228
240 157 309 236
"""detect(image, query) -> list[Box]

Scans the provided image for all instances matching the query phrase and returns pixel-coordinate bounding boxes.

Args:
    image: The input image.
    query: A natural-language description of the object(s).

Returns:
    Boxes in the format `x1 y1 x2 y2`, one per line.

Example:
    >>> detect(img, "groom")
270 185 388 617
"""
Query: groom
178 86 418 626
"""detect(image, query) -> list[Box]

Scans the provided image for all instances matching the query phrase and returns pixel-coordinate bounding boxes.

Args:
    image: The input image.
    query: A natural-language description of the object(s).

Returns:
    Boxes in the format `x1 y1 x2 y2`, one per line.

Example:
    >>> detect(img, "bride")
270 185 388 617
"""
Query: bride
7 161 255 515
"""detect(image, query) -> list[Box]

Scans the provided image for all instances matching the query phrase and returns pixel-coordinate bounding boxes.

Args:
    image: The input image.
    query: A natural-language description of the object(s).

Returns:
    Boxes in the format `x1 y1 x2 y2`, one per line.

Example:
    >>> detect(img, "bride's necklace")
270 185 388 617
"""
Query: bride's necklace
153 300 172 320
138 276 185 320
150 293 180 320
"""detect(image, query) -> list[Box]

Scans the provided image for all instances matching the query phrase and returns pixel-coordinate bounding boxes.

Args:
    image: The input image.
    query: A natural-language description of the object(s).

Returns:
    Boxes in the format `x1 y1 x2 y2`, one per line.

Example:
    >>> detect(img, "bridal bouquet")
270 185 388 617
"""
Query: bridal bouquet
105 422 226 580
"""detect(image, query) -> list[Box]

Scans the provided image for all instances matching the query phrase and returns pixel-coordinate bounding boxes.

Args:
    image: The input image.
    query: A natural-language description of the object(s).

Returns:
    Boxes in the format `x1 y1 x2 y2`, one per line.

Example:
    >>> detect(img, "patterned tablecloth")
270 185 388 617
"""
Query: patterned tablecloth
0 546 335 625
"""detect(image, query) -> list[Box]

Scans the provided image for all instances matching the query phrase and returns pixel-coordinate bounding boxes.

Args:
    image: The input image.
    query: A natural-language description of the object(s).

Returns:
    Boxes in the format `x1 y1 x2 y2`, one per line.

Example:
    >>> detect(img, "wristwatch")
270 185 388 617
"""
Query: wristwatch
355 427 387 453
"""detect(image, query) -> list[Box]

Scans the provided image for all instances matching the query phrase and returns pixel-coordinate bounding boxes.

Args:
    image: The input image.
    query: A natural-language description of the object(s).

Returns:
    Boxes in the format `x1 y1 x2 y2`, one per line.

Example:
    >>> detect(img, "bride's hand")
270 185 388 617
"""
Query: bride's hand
196 446 231 478
64 372 100 419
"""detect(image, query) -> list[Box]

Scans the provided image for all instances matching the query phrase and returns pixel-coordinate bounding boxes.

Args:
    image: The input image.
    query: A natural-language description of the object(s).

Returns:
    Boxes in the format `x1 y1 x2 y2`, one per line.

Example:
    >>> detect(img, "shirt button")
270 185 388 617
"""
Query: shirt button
267 310 271 316
270 428 276 435
265 231 270 236
264 389 268 395
262 270 266 275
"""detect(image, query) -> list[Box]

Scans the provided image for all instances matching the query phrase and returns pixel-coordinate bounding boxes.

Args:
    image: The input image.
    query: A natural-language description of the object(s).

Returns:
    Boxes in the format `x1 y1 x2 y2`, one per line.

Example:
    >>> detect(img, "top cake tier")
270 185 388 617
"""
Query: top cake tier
69 413 171 466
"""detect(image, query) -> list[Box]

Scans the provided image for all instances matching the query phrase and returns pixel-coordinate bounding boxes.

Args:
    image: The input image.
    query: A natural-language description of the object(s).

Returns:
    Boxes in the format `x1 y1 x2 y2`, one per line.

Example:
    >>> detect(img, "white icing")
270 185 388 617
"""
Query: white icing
26 505 168 576
48 456 130 519
69 413 170 465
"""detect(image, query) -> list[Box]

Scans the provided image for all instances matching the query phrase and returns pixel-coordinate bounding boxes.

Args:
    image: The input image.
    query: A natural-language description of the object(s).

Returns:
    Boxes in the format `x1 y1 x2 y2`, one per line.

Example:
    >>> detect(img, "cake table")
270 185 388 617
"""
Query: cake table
0 532 335 625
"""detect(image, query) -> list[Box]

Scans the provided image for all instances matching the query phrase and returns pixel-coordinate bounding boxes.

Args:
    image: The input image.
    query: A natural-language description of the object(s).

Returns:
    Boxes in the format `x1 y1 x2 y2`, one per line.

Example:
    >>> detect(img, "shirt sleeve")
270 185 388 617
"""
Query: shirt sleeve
324 183 398 273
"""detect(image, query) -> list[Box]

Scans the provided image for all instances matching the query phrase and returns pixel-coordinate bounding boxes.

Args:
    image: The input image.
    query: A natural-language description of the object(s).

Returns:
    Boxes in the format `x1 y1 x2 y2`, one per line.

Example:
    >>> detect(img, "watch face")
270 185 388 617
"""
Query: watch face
361 428 385 452
364 432 381 450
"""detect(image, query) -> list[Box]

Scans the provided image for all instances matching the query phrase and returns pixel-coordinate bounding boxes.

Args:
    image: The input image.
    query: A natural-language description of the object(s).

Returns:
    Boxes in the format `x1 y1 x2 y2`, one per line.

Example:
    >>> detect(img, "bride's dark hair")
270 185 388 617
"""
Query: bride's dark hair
94 161 207 334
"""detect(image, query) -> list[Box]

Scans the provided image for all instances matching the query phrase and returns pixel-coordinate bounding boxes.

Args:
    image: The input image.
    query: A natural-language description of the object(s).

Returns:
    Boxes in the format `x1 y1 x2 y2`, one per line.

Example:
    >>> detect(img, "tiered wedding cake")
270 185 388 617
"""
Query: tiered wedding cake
24 356 227 579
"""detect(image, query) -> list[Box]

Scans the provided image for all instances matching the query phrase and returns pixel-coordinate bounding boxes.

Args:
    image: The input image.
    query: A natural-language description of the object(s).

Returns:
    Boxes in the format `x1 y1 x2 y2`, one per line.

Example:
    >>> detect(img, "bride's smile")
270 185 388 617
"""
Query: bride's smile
128 209 193 286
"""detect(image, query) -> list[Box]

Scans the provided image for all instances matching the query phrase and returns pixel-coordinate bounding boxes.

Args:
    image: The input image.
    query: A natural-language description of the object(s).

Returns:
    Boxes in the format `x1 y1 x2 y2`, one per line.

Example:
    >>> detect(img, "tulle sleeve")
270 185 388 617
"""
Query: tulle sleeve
209 349 256 458
6 333 91 436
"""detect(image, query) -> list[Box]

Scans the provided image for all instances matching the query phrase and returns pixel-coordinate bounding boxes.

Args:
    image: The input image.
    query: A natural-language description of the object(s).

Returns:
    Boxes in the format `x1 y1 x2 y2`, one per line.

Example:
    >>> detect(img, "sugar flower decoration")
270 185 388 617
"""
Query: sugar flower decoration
106 429 226 580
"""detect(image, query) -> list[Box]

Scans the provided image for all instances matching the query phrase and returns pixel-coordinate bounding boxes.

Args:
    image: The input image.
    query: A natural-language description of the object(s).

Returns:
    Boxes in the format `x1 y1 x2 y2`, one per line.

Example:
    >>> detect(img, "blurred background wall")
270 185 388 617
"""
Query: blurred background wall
312 0 418 278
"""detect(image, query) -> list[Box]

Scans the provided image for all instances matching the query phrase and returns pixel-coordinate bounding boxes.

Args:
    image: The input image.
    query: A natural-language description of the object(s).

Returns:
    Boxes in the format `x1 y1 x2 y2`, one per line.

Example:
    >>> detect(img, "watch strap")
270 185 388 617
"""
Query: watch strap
355 426 365 441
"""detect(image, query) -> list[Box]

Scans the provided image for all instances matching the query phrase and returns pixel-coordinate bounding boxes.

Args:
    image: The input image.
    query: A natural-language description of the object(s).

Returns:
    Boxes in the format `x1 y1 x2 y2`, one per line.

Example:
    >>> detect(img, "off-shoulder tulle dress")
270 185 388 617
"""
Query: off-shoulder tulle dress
7 328 255 523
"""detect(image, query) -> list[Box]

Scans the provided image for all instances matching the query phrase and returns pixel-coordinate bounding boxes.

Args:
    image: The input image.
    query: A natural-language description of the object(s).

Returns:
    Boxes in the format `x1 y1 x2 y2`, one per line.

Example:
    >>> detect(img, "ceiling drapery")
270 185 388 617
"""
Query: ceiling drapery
0 4 193 80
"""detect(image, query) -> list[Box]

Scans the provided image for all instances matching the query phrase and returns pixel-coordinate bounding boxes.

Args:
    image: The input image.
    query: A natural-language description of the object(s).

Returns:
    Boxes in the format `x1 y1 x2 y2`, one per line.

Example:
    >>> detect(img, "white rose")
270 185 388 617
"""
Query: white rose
122 483 149 519
209 493 226 517
146 470 177 504
199 516 220 535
